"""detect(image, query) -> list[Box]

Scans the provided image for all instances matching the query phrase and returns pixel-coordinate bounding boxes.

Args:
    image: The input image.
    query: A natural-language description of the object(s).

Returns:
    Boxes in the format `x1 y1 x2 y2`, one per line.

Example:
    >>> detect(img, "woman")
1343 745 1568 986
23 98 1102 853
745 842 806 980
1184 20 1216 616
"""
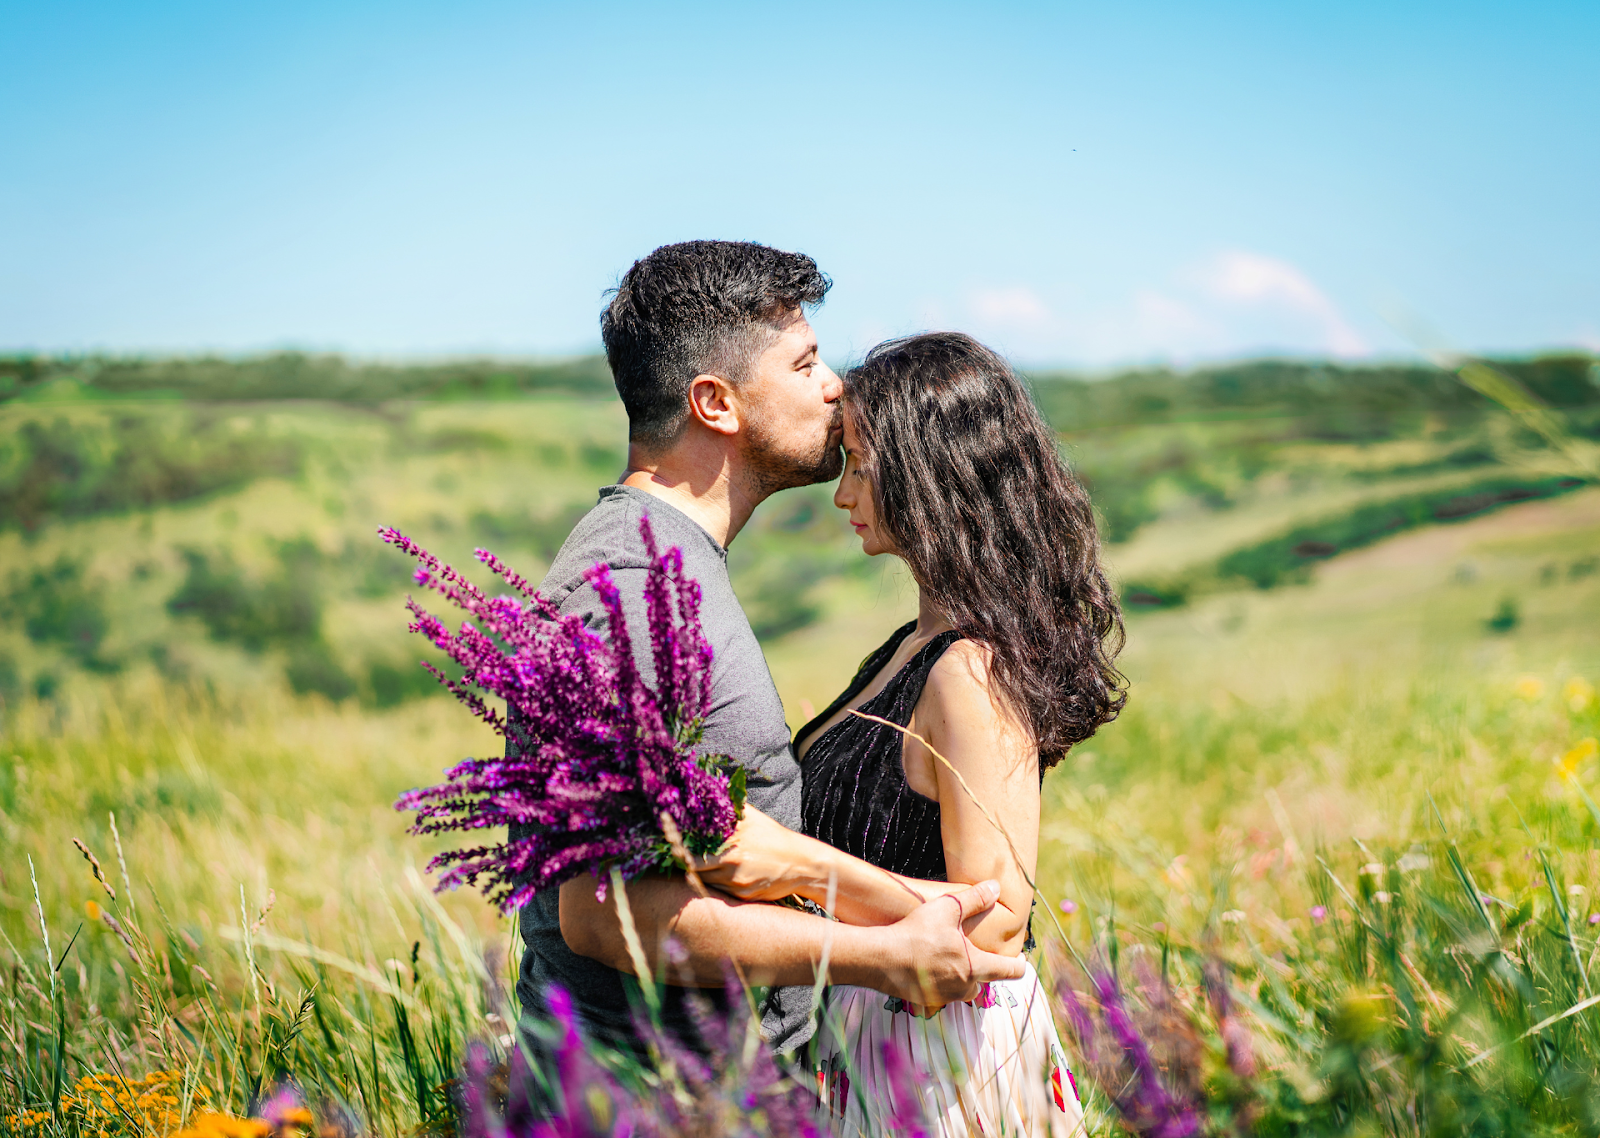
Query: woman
700 333 1126 1136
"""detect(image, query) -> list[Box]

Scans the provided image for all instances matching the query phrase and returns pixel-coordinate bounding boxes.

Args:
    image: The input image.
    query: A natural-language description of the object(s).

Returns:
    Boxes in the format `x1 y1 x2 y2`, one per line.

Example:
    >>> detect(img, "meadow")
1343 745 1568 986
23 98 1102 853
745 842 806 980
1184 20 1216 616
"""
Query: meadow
3 351 1600 1135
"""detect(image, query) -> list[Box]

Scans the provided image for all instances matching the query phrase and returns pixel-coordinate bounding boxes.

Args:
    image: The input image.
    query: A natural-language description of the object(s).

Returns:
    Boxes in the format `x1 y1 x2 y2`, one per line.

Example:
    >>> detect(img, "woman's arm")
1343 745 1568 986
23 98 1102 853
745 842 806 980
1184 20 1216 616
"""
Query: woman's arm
697 642 1042 956
911 640 1042 956
694 805 976 923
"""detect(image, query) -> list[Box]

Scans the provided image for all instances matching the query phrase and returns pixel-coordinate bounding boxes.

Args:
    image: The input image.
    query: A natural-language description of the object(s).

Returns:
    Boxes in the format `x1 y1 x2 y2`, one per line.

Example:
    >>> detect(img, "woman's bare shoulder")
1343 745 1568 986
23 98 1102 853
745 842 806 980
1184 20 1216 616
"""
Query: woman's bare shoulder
927 638 994 689
923 640 1005 722
918 639 1033 772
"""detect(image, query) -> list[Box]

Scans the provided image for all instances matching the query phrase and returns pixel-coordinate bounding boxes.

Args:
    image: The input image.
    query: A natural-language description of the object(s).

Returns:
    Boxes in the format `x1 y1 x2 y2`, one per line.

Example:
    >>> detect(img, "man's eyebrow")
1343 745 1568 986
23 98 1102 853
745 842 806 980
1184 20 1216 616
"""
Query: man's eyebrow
793 340 818 364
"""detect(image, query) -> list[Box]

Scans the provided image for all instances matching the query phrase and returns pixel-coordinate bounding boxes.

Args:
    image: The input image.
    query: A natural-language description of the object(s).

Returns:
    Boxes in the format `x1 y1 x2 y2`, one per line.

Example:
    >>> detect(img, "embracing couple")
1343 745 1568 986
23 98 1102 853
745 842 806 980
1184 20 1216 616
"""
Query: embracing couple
512 240 1125 1136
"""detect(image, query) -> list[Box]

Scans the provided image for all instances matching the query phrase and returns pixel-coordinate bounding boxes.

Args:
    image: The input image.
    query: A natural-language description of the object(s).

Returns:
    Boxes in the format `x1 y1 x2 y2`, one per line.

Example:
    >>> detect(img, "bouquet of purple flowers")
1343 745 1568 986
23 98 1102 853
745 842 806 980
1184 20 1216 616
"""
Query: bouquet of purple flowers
381 516 744 911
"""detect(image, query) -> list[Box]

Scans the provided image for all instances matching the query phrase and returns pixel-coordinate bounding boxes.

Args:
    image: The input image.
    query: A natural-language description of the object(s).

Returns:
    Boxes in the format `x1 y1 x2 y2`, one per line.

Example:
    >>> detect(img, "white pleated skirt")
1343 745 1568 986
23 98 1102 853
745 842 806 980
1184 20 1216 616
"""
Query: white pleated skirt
813 961 1086 1137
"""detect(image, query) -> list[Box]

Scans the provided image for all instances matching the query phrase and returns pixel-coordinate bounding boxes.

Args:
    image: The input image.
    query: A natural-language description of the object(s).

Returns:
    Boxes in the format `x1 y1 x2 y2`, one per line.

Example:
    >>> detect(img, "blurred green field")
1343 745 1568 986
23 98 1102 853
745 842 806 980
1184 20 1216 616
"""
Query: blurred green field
4 351 1600 1134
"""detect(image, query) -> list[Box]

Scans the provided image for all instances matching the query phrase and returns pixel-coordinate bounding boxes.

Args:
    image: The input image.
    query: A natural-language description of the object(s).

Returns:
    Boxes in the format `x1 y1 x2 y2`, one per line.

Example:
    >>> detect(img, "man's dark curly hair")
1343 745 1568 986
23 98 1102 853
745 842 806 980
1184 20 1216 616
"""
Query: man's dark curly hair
845 332 1128 767
601 240 831 449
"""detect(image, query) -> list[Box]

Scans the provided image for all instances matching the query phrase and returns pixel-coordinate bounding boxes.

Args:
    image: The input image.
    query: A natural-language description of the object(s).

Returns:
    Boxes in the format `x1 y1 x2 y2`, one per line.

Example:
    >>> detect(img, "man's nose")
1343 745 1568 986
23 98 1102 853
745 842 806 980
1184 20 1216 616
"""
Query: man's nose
818 360 843 401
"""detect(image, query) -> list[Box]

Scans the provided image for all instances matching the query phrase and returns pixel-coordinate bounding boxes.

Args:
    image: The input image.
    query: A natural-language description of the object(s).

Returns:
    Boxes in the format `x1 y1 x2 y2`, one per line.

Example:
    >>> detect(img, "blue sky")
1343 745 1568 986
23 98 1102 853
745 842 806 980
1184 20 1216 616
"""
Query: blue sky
2 0 1595 367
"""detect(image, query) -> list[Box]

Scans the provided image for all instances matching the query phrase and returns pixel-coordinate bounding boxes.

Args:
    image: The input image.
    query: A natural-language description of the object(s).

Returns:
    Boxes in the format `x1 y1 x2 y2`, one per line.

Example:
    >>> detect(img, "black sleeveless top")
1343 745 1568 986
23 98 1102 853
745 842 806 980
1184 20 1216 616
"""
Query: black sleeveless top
796 621 960 882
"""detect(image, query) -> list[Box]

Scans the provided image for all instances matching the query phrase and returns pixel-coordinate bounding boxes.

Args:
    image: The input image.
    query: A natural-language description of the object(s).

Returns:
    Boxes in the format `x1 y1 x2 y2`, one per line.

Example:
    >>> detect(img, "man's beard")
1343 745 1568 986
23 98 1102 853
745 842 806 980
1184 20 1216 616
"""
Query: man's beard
744 402 844 497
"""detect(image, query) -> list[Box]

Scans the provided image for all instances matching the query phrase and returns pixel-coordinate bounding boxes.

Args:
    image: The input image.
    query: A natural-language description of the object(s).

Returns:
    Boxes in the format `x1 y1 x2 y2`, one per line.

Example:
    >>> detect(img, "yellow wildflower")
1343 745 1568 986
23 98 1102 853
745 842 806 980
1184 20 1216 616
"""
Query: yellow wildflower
53 1068 208 1136
86 899 101 920
1565 677 1596 713
171 1110 273 1138
1514 675 1545 701
1561 738 1600 780
4 1109 53 1128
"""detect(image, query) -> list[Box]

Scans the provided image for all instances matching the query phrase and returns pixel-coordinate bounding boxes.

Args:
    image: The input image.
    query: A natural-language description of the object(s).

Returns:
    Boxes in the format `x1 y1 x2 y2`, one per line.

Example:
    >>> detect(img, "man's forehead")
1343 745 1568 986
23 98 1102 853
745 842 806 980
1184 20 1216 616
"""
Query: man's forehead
770 311 817 351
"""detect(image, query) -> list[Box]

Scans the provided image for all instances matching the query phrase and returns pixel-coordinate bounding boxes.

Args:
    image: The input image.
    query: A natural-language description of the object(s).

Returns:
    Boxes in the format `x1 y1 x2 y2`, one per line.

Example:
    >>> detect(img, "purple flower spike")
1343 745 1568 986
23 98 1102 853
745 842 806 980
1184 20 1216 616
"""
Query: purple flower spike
1092 971 1204 1138
880 1038 932 1138
458 1043 506 1138
382 518 739 911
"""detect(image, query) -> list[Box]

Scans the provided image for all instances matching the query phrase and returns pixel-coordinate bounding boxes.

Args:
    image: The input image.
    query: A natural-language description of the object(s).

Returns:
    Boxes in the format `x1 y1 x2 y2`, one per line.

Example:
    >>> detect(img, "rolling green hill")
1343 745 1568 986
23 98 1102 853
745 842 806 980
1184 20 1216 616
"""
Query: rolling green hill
4 351 1600 1135
0 350 1595 713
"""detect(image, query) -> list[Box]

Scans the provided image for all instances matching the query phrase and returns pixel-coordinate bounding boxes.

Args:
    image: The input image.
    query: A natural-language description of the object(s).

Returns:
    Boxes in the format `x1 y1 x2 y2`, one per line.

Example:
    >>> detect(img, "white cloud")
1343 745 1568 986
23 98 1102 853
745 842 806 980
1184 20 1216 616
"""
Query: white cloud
969 286 1052 328
842 252 1372 367
1570 323 1600 354
1194 250 1368 357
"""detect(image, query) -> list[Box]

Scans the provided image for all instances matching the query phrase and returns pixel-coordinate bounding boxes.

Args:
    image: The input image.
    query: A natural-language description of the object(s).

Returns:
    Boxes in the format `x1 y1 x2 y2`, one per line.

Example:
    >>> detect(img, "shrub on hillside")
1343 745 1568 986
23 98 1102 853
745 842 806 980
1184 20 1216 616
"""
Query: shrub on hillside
1123 473 1589 603
364 657 442 708
285 643 357 702
1216 475 1587 589
1 556 116 670
0 413 301 531
166 543 323 651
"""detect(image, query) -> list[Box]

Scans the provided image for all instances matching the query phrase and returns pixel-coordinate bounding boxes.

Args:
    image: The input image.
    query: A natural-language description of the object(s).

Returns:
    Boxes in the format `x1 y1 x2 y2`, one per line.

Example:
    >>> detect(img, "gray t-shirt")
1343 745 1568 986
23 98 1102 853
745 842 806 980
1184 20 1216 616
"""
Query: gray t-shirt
513 485 812 1056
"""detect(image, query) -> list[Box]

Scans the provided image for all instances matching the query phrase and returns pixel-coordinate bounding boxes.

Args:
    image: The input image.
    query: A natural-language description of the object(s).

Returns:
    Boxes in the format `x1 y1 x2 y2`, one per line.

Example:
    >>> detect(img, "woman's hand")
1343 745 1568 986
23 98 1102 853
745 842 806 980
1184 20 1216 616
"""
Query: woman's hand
697 806 1017 938
692 806 825 903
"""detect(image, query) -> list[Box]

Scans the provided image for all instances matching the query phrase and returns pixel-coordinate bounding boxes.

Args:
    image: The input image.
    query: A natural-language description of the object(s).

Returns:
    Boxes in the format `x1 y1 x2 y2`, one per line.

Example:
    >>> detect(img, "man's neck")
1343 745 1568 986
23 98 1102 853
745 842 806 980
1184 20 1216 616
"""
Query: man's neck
619 440 762 548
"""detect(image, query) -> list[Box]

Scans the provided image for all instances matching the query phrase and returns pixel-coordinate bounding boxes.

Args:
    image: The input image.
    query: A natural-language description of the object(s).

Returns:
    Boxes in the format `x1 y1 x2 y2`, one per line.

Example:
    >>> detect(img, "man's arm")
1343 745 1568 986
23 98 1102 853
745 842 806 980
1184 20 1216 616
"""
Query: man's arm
558 872 1023 1006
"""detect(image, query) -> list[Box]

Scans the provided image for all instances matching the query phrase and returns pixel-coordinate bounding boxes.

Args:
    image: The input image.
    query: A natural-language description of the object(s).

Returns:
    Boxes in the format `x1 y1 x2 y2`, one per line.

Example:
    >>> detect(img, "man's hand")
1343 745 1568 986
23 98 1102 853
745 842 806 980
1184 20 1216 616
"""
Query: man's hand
693 818 1028 1004
559 868 1023 1000
864 879 1026 1007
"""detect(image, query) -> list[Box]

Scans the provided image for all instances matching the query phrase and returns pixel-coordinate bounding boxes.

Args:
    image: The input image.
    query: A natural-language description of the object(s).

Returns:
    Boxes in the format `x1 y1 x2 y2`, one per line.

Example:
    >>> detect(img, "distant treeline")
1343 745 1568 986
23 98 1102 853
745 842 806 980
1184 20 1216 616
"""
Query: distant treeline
2 351 1595 421
1027 354 1600 436
0 352 615 403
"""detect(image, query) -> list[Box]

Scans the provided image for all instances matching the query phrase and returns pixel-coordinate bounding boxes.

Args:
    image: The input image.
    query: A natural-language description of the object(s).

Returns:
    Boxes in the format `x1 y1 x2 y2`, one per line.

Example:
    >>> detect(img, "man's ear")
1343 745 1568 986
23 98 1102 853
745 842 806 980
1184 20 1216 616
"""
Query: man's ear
687 373 741 437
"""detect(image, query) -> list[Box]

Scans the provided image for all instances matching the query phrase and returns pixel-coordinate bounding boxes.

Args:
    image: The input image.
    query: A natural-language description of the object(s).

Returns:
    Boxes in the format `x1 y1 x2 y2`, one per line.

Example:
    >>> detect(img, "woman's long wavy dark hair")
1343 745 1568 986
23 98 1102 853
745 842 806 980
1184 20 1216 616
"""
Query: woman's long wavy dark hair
845 332 1127 768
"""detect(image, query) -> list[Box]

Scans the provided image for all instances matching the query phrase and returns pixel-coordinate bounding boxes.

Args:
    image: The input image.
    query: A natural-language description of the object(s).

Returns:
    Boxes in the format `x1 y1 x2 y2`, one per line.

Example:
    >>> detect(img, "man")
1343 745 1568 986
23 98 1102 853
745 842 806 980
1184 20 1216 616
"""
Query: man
514 240 1023 1063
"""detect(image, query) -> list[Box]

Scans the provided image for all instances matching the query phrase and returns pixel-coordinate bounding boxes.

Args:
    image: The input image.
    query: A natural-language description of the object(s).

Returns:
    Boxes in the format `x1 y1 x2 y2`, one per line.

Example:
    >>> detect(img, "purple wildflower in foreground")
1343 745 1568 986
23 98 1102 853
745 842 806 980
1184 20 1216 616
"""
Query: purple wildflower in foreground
459 982 823 1138
880 1038 932 1138
1051 949 1206 1138
382 516 741 911
1090 971 1204 1138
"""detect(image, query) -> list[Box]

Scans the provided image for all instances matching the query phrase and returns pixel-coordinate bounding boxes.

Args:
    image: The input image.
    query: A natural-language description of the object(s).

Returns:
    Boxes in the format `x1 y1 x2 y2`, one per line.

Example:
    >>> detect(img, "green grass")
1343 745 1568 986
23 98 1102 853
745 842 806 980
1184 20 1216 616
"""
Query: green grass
5 486 1599 1133
5 361 1600 1134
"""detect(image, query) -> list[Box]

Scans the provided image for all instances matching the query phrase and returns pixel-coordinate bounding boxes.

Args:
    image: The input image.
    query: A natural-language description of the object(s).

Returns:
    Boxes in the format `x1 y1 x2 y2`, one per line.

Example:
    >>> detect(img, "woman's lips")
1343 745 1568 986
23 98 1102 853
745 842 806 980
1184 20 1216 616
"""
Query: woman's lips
851 522 867 532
